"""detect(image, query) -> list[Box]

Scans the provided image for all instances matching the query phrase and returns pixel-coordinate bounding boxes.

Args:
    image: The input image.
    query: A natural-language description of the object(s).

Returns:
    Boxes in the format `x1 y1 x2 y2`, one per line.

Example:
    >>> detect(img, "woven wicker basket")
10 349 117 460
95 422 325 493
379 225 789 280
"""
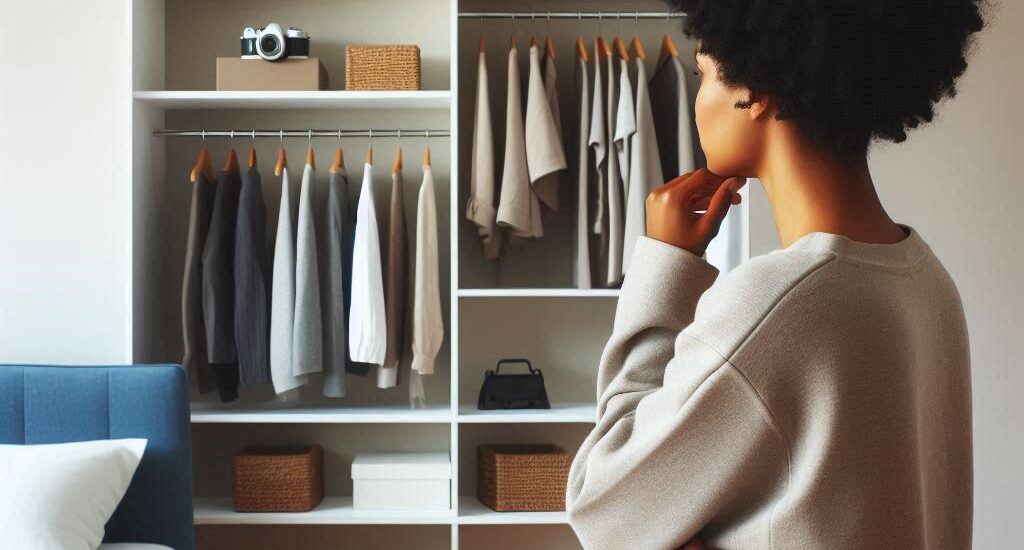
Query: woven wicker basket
477 444 570 512
234 445 324 512
345 44 421 90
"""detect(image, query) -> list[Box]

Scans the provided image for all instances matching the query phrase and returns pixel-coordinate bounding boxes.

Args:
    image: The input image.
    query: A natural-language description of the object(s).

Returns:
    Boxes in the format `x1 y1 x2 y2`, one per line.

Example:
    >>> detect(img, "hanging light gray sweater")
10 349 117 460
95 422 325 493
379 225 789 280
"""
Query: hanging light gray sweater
566 228 972 550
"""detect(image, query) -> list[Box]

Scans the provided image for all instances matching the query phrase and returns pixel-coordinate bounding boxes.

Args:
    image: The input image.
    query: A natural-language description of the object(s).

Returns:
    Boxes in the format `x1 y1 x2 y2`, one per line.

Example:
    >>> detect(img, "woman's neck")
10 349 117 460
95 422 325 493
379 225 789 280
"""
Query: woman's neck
757 138 906 248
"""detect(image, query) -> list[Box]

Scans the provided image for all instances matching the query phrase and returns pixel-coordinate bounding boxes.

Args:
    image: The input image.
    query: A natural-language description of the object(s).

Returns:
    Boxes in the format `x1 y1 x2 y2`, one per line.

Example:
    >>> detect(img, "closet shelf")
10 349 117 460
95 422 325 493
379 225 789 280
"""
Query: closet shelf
457 497 569 525
457 288 621 298
457 402 596 424
133 90 451 110
193 496 454 525
190 403 452 424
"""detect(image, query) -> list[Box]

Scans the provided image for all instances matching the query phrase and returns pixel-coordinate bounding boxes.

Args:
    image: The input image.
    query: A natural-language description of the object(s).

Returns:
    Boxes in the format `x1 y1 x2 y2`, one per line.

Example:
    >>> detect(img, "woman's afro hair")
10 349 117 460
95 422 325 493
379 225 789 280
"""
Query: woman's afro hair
668 0 985 154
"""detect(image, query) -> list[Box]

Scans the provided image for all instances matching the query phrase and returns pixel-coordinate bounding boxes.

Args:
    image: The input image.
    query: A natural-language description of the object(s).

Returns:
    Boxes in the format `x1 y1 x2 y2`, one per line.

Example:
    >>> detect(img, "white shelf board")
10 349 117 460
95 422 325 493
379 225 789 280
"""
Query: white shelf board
194 496 453 525
458 402 596 424
457 288 620 298
133 90 451 110
457 497 569 525
190 403 451 424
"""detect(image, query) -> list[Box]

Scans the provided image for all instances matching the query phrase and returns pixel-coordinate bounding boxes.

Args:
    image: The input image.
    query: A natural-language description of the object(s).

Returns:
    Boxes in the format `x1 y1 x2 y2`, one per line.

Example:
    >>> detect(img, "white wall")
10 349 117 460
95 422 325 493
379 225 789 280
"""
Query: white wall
0 0 132 363
747 2 1021 546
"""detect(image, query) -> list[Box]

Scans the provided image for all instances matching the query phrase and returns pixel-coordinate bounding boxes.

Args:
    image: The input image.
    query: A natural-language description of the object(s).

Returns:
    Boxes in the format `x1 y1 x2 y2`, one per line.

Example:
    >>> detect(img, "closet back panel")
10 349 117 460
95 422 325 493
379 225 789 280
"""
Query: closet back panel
457 297 613 405
163 0 451 90
456 0 706 288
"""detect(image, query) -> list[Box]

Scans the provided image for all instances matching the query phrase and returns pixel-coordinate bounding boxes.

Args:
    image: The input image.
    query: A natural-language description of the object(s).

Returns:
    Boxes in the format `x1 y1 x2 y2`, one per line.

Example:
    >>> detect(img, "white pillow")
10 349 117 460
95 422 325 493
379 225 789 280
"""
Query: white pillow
0 439 147 550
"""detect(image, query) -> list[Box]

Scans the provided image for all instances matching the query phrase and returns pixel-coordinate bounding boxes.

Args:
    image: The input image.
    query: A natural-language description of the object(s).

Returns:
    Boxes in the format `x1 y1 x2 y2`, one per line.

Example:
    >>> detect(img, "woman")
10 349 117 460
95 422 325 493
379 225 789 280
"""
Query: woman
566 1 985 549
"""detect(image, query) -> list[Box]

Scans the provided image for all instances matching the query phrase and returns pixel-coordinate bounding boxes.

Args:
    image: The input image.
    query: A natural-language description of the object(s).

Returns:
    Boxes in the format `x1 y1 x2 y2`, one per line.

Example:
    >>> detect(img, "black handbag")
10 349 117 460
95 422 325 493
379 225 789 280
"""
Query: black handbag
477 359 552 410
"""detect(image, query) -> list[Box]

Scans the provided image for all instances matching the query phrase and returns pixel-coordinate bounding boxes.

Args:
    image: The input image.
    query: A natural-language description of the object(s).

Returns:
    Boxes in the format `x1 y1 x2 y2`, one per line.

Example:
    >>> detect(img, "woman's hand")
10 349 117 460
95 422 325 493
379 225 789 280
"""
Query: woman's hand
681 535 708 550
646 169 746 256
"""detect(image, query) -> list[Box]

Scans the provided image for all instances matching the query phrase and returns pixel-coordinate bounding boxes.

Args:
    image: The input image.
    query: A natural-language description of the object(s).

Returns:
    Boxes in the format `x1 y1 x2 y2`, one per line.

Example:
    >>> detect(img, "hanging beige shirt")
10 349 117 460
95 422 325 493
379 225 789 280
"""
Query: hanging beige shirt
623 58 664 274
567 228 971 550
496 44 542 239
574 53 592 289
412 165 443 376
604 51 625 287
588 42 609 286
525 44 566 213
349 162 387 365
613 57 636 192
466 49 502 260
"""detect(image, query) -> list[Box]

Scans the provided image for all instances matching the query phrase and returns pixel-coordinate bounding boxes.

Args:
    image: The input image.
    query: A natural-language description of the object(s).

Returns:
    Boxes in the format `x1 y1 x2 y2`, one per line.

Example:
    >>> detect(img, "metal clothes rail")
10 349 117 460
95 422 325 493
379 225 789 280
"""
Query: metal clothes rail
152 129 450 139
458 11 686 20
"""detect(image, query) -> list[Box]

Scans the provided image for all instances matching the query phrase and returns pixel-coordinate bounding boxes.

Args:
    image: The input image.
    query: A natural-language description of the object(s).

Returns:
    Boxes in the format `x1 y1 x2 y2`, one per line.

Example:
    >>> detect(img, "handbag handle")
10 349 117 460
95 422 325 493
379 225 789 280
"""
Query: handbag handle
493 358 541 375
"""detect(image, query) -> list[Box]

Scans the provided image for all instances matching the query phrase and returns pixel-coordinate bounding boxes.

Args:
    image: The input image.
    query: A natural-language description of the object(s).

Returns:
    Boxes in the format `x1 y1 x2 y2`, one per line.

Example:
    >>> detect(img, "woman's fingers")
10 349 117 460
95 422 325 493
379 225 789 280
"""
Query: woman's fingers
682 537 708 550
700 176 742 236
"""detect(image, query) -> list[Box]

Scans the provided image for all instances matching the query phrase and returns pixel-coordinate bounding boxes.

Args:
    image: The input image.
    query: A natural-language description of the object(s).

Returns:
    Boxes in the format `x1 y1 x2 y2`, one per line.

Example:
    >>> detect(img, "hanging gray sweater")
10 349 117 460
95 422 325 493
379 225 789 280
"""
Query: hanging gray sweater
567 228 972 550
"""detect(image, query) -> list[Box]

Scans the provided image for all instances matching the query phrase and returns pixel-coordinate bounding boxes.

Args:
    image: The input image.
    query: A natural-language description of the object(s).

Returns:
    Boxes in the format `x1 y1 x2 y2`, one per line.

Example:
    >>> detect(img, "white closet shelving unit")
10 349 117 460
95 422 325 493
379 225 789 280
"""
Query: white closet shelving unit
129 1 747 549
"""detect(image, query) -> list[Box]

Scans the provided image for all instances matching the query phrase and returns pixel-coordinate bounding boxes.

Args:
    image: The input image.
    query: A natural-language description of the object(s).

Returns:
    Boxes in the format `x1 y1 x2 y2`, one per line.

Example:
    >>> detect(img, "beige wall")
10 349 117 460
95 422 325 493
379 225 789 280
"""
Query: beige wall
747 2 1021 546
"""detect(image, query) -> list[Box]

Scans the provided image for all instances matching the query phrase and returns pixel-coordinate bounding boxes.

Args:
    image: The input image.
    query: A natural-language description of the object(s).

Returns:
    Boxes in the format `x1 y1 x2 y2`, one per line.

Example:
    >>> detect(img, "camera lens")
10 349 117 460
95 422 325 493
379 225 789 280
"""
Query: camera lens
260 35 281 55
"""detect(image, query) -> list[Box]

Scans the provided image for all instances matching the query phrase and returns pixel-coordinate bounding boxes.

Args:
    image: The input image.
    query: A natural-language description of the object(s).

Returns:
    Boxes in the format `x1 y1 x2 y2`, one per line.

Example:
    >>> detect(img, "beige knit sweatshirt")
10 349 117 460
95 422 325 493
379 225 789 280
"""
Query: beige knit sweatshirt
566 228 972 550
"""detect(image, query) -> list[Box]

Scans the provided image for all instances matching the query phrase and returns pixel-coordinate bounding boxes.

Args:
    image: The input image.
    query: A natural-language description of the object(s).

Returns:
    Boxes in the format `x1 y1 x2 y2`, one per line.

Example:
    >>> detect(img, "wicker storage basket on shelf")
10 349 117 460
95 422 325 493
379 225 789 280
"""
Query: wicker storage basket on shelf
345 44 421 90
234 445 324 512
477 444 571 512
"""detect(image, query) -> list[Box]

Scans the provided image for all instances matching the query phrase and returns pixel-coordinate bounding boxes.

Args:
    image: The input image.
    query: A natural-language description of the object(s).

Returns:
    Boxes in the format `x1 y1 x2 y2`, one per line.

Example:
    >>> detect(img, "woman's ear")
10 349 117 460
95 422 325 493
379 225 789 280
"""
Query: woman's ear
747 92 771 120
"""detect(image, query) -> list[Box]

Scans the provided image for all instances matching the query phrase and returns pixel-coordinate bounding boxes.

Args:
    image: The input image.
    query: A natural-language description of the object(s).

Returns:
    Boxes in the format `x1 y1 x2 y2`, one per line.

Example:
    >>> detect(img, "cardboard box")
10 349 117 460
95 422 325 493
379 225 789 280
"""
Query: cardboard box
216 58 328 91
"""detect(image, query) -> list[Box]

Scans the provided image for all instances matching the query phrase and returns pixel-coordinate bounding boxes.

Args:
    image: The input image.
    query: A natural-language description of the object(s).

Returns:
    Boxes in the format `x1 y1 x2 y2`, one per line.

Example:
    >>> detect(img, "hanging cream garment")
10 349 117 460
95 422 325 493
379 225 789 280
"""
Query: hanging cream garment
349 162 387 365
496 43 543 239
588 41 610 286
410 164 443 407
525 44 566 213
465 47 502 260
379 169 407 389
613 57 636 196
604 50 625 287
270 166 308 395
623 58 665 273
292 162 323 378
574 52 592 289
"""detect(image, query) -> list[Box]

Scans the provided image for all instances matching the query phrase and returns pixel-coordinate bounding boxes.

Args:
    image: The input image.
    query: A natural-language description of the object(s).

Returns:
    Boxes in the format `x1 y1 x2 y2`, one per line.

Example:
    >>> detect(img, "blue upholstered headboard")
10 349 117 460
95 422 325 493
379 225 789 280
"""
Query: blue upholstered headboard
0 364 195 550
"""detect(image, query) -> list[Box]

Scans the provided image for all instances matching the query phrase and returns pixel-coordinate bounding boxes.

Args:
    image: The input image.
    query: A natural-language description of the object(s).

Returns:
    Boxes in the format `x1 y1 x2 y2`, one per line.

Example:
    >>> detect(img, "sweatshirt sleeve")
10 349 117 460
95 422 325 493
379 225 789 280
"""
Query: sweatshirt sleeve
566 236 788 550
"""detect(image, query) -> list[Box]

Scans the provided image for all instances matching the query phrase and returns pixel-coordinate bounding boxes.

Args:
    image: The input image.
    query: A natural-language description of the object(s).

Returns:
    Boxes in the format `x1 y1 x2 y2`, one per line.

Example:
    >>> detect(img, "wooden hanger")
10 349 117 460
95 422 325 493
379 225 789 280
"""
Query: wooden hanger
545 35 556 60
529 35 537 48
613 36 629 61
392 145 403 174
366 138 373 165
658 34 681 70
306 144 316 170
575 36 589 63
275 145 287 177
190 148 213 183
631 37 647 60
423 145 431 168
596 37 611 59
248 148 257 168
479 34 485 54
330 145 345 174
223 148 239 173
509 33 516 50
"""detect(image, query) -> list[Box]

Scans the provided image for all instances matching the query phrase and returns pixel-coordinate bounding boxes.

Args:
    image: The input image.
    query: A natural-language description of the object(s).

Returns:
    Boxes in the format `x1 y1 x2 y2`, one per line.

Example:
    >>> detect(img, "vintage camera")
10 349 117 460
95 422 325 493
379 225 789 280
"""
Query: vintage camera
240 24 310 61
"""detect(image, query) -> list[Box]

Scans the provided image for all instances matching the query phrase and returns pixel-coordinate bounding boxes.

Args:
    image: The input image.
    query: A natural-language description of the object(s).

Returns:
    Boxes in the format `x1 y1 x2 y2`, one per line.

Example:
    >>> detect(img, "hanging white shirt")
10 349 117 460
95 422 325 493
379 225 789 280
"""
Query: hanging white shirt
465 47 501 260
574 52 592 289
270 166 308 395
412 165 443 376
496 43 542 238
525 44 566 213
623 58 664 273
348 161 387 365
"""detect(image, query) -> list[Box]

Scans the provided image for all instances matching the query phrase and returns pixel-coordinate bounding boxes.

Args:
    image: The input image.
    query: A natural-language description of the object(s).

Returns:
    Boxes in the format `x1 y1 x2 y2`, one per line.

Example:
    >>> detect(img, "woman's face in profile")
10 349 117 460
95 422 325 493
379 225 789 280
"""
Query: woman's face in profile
693 51 760 178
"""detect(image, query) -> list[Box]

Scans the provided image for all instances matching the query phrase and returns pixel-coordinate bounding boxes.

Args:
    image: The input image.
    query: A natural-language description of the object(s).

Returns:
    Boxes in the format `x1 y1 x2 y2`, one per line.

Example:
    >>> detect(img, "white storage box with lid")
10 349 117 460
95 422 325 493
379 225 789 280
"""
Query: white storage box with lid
351 452 451 511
